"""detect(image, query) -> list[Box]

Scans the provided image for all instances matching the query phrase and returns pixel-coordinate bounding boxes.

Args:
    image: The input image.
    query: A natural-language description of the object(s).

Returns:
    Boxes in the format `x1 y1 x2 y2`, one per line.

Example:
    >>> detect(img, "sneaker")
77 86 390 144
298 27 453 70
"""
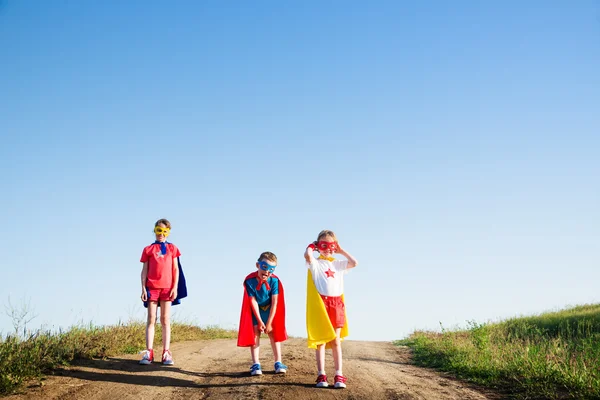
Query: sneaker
334 374 347 389
274 361 287 374
162 349 174 366
315 374 328 388
250 363 262 376
139 349 154 365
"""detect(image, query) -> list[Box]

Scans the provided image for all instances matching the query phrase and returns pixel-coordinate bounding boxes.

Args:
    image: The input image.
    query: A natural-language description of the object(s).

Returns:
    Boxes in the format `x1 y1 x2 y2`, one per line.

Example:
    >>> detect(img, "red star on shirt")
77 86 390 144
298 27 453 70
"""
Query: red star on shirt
324 268 335 278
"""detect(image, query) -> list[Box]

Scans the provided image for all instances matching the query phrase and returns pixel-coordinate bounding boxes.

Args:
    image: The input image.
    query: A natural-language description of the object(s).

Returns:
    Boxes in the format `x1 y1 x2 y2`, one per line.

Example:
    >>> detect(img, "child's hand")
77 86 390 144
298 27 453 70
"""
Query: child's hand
258 322 266 333
169 288 177 301
141 290 148 302
265 322 273 333
305 242 318 263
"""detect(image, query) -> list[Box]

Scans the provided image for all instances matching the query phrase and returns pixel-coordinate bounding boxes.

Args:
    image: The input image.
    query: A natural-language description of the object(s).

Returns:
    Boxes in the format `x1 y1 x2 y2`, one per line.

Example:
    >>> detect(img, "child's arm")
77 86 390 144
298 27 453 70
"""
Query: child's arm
249 297 266 332
337 245 358 269
169 257 179 300
304 242 317 264
140 262 148 301
265 294 278 333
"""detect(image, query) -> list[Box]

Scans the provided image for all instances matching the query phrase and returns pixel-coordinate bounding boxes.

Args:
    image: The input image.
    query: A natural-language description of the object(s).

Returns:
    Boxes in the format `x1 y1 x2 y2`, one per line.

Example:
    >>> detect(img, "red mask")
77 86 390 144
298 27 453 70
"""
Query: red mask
317 241 337 251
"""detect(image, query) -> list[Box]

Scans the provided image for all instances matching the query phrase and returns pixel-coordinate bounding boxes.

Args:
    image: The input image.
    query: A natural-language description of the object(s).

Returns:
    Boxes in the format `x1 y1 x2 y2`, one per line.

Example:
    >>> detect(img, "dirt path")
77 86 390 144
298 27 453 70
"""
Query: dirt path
7 338 501 399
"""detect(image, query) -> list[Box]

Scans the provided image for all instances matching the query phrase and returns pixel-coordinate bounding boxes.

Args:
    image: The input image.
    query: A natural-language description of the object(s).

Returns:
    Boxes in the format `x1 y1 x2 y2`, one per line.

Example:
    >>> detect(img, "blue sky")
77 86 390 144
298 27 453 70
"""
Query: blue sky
1 1 599 341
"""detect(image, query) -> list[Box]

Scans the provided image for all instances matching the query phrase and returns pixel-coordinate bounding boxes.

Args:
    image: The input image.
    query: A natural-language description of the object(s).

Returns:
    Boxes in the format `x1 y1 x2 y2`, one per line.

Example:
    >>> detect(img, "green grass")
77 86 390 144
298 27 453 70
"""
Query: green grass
396 304 600 399
0 321 237 395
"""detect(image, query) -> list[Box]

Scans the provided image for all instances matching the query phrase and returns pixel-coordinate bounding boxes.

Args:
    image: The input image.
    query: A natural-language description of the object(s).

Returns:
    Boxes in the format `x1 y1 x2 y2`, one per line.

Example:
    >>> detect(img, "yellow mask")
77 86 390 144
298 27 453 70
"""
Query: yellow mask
154 226 170 237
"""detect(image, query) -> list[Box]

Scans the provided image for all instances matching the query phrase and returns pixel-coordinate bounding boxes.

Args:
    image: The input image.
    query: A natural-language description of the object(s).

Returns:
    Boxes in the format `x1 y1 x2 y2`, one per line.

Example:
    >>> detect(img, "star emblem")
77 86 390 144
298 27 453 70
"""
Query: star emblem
155 251 165 259
324 268 335 278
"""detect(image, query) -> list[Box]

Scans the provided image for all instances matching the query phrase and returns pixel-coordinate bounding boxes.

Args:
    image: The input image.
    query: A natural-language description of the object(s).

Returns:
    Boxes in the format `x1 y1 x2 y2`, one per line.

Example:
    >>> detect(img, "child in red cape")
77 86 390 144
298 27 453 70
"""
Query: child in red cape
237 251 288 375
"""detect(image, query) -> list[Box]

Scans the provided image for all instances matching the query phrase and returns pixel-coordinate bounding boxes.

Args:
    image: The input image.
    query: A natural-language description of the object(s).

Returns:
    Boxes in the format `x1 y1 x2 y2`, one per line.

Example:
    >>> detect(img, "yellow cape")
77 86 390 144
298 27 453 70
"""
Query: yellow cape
306 270 349 349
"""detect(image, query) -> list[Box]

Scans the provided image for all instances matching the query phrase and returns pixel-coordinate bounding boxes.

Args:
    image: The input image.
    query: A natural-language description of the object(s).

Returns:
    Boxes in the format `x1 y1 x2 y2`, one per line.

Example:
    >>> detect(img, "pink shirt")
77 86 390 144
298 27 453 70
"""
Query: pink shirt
140 243 181 289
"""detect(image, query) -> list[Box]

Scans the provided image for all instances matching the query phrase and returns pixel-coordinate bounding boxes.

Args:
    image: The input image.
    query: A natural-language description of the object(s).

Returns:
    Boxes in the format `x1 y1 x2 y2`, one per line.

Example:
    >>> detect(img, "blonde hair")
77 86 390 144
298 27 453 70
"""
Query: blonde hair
317 230 337 242
258 251 277 263
155 218 171 229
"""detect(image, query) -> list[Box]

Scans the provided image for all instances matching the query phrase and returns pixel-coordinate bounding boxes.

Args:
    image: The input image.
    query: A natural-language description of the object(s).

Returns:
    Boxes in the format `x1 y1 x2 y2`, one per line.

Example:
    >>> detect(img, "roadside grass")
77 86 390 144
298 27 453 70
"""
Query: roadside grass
396 304 600 399
0 321 237 395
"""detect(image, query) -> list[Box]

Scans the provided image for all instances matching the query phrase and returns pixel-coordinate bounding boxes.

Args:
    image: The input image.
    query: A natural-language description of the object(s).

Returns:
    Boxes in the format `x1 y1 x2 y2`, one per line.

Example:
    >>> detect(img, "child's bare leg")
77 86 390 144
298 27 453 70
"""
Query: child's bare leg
250 325 261 364
268 333 282 363
159 301 171 350
146 302 158 349
315 344 326 373
331 328 343 374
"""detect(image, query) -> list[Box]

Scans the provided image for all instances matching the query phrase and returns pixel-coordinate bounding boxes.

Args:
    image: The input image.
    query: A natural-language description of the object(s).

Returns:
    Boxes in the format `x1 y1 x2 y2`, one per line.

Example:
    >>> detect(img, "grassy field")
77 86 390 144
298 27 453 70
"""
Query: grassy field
0 321 237 395
396 304 600 399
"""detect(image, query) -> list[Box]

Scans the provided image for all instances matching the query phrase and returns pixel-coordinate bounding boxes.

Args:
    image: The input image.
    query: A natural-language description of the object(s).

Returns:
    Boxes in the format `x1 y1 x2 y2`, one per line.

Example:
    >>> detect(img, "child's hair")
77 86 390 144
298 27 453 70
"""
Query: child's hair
155 218 171 229
258 251 277 263
317 229 337 242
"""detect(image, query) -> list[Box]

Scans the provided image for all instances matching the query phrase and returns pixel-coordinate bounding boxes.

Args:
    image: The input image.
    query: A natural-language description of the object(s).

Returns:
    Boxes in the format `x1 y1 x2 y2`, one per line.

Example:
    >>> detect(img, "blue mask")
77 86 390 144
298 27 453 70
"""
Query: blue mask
258 260 276 273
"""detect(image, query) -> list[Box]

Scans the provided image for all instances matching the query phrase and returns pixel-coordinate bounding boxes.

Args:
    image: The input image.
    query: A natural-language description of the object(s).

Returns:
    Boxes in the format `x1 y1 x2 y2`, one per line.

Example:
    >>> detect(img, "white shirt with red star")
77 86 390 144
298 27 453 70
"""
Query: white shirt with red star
307 258 349 297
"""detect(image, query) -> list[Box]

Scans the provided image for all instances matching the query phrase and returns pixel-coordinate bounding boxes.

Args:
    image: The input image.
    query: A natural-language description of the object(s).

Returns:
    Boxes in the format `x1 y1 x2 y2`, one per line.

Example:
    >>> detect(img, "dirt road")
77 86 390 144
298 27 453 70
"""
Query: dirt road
7 338 501 399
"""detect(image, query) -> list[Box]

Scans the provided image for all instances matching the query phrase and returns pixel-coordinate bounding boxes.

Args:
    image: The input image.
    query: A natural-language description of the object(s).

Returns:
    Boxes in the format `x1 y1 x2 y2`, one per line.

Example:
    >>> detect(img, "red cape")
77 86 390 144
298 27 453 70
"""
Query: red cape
237 272 287 347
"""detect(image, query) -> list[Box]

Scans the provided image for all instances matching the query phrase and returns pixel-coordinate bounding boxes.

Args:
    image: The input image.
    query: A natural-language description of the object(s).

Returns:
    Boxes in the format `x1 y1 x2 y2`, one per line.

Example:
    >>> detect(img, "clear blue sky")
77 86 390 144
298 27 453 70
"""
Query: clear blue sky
1 1 599 341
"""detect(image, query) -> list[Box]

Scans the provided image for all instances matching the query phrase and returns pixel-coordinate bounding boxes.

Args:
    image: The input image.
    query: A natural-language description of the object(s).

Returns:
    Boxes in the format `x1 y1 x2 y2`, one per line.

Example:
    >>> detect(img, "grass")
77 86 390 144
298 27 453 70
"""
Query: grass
0 321 237 395
396 304 600 399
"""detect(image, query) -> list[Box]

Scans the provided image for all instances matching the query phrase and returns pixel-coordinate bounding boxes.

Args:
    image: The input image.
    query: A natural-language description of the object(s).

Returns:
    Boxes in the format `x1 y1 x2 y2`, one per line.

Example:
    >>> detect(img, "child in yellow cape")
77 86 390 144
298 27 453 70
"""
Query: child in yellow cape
304 230 358 389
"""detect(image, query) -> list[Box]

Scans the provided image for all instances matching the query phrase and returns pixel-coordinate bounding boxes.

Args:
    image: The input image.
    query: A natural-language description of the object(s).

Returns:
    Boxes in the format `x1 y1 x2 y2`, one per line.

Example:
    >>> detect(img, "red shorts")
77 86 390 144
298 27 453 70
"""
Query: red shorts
147 288 171 302
320 295 345 328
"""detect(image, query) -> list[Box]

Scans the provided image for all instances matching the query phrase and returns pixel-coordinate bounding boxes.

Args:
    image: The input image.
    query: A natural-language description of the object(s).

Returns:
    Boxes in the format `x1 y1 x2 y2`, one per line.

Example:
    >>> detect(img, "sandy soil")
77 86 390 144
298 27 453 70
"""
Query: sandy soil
6 338 504 399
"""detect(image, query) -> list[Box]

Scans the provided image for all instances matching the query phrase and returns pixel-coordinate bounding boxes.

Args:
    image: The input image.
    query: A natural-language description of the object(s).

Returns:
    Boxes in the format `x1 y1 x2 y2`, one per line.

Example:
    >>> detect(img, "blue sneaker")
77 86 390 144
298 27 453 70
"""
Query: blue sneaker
274 361 287 374
250 363 262 376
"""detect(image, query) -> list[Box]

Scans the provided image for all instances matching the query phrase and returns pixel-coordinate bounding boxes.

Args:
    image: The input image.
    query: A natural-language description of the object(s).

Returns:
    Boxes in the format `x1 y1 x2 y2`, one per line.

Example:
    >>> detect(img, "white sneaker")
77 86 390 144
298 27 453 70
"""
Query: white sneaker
162 350 174 366
139 349 154 365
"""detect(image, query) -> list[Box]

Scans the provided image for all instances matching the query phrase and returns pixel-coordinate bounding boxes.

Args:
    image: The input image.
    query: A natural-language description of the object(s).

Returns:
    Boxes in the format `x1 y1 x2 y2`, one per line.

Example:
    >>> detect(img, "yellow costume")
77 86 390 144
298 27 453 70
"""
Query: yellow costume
306 270 349 349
